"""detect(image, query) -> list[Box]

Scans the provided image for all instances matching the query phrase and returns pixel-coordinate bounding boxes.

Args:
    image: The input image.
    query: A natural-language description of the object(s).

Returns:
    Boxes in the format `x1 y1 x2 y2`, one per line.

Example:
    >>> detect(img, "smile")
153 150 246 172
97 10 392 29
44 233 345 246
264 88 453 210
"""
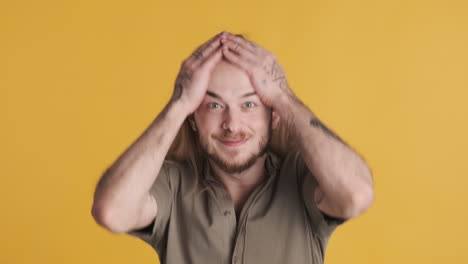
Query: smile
219 139 247 147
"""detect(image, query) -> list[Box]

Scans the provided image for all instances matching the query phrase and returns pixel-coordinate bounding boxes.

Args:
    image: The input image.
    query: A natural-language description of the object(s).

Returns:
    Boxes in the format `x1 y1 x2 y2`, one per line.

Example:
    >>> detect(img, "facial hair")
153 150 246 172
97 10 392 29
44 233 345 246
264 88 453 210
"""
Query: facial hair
198 119 272 174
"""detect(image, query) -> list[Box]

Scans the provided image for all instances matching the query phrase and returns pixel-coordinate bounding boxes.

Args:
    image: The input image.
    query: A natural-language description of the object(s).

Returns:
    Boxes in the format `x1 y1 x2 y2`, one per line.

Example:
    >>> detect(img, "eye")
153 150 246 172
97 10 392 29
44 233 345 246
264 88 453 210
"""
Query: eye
243 102 256 108
208 102 222 109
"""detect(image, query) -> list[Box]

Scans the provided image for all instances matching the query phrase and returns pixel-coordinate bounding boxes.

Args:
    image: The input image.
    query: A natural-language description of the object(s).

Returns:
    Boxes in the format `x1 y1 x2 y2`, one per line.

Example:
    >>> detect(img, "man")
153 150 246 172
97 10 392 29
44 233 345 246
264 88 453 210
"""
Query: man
91 31 374 264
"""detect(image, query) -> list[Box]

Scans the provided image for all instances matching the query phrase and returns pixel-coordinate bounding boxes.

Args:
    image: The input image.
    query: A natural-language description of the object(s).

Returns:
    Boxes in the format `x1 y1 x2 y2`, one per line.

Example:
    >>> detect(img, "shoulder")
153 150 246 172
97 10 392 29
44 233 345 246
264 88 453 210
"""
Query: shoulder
160 158 202 194
157 159 191 189
268 150 309 189
276 151 307 176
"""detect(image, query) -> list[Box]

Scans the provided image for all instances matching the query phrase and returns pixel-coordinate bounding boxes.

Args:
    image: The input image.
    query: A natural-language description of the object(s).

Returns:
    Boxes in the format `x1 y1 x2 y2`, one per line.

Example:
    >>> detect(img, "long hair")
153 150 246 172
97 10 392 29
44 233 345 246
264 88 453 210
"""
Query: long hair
166 112 299 196
166 32 299 195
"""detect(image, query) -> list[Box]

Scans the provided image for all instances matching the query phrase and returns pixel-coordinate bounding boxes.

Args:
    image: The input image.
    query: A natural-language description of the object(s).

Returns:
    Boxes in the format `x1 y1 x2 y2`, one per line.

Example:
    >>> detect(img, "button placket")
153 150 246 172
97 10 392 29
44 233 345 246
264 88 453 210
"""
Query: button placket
231 163 276 264
231 228 245 264
211 183 237 255
203 152 279 264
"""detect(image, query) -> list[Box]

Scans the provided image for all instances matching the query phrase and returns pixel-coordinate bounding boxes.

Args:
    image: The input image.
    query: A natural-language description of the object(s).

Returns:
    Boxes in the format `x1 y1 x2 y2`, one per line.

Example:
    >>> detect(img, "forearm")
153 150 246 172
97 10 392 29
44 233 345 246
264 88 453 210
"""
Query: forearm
276 95 374 216
92 99 189 228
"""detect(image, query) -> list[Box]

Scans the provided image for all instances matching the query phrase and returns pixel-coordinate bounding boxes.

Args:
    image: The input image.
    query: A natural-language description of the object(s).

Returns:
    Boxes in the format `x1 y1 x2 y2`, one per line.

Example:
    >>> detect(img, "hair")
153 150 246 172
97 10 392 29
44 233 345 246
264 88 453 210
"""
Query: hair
166 33 298 196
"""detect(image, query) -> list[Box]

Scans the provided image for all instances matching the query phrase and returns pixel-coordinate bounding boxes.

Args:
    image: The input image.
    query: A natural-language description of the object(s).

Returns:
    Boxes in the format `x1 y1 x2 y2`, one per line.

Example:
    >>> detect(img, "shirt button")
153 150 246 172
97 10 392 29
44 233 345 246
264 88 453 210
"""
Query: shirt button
224 210 231 216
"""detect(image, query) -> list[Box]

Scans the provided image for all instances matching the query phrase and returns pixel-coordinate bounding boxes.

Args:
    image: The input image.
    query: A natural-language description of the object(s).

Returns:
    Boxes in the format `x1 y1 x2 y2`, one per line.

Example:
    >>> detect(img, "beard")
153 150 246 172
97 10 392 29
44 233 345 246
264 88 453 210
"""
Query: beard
198 120 272 174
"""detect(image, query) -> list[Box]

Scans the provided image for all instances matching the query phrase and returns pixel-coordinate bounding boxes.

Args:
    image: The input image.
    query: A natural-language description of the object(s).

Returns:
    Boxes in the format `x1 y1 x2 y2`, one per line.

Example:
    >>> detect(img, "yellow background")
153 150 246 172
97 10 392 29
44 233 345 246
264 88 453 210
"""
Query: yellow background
2 0 467 263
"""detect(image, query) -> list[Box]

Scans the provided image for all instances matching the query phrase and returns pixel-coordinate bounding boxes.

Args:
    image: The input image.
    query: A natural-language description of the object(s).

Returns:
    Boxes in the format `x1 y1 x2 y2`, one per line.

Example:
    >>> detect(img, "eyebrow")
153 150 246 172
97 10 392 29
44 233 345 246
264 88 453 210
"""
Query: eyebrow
206 91 257 99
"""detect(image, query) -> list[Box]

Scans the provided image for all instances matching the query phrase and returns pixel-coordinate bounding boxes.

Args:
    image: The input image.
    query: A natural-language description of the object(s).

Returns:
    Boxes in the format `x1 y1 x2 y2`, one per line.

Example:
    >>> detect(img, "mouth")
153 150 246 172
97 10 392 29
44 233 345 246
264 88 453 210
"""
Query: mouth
219 139 247 147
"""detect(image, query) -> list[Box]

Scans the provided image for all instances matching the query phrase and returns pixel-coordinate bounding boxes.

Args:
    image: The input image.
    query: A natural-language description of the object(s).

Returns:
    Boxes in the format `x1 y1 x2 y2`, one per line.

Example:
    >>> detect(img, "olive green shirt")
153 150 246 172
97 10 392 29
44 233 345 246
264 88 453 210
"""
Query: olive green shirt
127 151 345 264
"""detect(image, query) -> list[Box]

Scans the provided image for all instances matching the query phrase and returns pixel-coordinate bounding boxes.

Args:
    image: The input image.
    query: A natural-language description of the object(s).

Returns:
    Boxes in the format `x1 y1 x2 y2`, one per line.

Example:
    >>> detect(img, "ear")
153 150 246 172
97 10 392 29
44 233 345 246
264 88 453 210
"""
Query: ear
188 114 198 132
271 109 280 130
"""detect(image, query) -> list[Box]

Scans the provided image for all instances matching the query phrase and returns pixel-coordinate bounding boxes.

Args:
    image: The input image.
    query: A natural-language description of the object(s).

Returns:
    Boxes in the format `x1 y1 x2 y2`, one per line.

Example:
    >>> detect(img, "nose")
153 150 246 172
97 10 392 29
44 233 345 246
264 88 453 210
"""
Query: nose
222 108 241 133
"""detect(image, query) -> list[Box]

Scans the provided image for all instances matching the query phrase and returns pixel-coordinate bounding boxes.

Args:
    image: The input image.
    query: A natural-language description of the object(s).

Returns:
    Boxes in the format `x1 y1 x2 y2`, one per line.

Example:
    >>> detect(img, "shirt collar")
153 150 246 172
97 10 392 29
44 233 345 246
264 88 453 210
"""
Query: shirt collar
202 151 280 187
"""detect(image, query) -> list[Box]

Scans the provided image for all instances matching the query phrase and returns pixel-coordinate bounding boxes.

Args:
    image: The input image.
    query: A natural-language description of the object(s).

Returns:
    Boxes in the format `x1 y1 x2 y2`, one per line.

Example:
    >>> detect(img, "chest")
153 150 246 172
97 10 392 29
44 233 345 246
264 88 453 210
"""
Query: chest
230 189 254 221
165 176 323 264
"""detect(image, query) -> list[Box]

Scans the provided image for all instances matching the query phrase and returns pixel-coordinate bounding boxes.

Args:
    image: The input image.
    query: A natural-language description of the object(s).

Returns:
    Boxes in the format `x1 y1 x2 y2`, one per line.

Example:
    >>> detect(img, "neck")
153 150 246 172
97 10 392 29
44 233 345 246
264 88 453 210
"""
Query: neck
209 153 268 193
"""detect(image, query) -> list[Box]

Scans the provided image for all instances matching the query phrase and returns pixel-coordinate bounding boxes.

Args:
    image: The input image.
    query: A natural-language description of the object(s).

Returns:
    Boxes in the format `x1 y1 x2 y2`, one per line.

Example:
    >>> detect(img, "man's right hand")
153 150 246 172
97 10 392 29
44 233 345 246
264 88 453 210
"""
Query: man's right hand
170 31 227 115
92 31 229 234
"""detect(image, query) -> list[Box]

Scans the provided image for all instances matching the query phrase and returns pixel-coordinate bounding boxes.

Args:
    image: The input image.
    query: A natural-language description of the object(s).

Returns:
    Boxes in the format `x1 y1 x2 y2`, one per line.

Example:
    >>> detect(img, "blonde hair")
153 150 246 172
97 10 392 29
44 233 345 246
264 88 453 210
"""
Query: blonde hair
167 33 298 195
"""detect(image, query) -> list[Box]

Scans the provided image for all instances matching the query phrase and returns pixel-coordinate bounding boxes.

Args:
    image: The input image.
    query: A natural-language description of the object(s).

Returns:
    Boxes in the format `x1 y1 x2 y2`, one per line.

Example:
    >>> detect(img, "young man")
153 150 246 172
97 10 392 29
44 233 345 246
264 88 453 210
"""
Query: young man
91 31 374 264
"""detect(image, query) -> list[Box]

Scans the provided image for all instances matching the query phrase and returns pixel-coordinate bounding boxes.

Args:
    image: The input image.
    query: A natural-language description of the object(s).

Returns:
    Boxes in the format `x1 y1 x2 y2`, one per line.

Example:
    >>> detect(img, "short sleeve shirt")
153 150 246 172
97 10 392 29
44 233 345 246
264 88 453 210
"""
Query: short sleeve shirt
126 151 345 264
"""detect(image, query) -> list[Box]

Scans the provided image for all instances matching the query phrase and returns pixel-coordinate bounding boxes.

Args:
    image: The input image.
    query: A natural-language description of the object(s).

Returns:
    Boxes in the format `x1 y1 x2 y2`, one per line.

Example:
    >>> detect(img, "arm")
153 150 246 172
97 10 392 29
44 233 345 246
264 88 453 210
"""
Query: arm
277 96 375 220
219 32 374 220
91 100 189 233
218 34 374 219
91 31 227 234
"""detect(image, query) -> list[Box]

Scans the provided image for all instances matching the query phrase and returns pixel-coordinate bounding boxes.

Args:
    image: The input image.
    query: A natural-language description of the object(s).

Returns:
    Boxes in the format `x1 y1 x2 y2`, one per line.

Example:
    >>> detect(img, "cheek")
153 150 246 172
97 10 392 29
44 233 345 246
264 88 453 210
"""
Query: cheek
245 123 270 141
250 112 271 129
194 114 222 136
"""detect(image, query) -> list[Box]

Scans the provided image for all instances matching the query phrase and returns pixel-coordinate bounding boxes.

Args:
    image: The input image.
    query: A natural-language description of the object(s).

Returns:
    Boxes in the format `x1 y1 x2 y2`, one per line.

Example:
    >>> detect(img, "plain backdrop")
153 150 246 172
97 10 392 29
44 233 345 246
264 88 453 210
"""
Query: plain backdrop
1 0 467 263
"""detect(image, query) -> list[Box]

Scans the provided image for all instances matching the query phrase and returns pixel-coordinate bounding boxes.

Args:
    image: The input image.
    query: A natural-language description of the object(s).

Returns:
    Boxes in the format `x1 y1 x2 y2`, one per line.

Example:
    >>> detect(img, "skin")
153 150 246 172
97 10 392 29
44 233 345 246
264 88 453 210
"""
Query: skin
92 31 374 234
216 33 375 220
91 32 230 233
189 60 280 214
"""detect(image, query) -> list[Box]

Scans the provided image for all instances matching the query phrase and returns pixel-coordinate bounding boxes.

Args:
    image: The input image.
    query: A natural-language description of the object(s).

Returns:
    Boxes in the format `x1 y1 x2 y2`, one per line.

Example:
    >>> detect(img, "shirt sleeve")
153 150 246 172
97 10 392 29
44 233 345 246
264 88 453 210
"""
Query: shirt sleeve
125 160 179 250
292 151 347 239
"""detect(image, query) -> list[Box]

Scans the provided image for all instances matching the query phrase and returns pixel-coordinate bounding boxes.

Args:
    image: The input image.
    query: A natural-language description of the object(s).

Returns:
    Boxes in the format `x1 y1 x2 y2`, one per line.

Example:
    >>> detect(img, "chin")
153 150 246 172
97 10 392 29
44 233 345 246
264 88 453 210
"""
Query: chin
199 133 270 174
223 152 249 164
215 148 266 174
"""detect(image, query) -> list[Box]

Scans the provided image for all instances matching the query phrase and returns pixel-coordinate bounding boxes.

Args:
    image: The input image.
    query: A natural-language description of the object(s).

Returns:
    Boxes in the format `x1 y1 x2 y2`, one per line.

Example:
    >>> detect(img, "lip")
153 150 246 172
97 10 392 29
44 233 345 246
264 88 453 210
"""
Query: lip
219 139 247 147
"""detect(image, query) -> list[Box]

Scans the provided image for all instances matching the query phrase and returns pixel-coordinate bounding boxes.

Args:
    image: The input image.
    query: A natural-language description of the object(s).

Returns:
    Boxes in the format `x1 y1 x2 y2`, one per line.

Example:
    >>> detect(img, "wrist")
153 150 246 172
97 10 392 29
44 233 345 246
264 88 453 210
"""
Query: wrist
273 91 299 120
168 98 194 119
158 99 192 125
168 96 195 116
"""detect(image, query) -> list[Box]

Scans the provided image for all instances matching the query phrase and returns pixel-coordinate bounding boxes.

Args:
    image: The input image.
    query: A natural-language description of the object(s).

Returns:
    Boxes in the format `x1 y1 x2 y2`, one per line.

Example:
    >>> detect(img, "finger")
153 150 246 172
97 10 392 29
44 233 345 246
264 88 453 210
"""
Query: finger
196 31 225 54
186 32 222 65
222 39 257 64
199 44 224 73
187 32 226 66
193 37 224 68
222 44 254 74
225 33 258 53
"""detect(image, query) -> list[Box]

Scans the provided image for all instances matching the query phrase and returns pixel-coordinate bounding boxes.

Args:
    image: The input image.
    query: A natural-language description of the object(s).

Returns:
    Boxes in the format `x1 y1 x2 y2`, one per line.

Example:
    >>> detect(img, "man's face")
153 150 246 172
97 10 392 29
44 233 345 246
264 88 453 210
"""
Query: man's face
191 60 278 174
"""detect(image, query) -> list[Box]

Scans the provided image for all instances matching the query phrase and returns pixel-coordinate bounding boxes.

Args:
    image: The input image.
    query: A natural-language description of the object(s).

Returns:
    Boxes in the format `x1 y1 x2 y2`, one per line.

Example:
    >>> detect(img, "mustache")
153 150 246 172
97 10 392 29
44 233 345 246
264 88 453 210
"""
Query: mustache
216 132 250 141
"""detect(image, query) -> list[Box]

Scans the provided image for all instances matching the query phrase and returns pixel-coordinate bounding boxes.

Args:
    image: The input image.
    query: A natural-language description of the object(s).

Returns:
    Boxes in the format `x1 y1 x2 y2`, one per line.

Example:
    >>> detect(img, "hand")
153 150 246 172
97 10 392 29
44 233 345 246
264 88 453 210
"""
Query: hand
170 31 227 115
220 33 296 108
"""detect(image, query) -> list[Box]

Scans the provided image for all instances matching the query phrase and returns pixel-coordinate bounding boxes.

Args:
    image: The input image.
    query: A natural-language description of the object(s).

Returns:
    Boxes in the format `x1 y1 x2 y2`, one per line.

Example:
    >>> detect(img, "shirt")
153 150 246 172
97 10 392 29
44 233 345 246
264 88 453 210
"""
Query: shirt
126 151 345 264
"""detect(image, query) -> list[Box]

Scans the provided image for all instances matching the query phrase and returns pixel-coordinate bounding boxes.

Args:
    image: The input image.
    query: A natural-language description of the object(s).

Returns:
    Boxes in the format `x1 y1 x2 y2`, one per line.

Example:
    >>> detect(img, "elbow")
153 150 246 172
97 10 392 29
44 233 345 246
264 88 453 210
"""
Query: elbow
91 205 128 234
341 185 375 219
344 167 375 219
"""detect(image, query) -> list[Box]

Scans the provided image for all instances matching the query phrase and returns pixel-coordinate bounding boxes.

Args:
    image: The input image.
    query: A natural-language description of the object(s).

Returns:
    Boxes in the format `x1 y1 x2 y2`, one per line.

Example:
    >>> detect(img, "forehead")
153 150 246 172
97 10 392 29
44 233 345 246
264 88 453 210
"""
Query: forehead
206 60 255 99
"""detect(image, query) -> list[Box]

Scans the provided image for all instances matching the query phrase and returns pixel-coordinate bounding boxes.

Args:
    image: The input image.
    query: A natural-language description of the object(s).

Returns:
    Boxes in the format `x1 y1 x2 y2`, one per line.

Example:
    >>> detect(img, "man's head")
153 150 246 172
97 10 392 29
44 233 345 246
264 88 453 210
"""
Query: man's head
189 59 280 174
